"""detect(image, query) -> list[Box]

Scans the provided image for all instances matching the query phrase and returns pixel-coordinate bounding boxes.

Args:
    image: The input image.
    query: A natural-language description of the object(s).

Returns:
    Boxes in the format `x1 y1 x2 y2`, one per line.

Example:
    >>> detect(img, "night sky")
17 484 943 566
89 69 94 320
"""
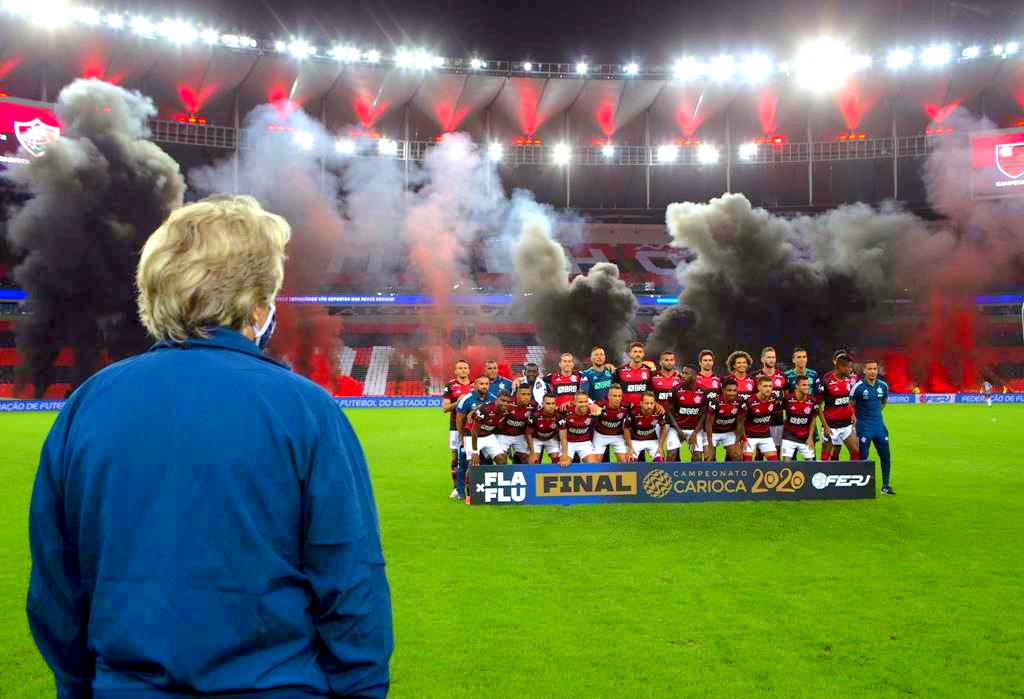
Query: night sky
121 0 1022 63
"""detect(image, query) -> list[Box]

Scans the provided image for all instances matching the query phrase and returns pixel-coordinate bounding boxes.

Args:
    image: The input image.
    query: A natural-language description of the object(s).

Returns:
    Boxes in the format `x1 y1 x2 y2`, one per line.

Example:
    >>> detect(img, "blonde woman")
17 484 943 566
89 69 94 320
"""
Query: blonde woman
27 196 392 698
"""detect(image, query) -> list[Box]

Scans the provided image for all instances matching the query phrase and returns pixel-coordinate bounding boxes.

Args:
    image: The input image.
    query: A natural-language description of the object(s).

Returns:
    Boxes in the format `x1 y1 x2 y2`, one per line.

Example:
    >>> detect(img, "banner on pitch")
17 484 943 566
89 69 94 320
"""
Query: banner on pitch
468 461 876 506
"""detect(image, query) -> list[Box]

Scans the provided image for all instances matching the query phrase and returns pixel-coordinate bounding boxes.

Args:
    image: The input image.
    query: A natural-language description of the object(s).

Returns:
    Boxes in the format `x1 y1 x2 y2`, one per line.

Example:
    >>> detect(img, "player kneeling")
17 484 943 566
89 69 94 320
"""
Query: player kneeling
780 376 822 460
625 392 667 462
498 385 537 463
742 376 780 460
469 392 511 466
703 378 746 462
559 392 601 465
527 395 562 464
592 384 632 461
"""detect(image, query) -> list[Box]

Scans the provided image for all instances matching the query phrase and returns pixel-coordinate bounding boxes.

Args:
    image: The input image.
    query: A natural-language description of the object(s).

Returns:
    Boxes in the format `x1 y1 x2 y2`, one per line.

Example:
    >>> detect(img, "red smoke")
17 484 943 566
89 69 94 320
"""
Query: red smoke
354 96 390 127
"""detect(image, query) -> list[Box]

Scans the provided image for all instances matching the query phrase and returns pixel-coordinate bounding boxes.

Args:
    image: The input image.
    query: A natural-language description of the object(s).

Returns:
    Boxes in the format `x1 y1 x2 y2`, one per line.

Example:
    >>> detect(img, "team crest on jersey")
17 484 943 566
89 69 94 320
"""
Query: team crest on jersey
694 395 702 403
571 375 578 382
804 407 811 414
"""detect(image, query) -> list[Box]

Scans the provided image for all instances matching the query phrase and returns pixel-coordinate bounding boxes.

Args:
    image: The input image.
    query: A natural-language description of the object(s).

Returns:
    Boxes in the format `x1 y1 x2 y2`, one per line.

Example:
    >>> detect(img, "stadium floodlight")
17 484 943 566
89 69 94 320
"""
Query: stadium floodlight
104 12 124 29
553 142 572 165
221 34 239 47
740 53 773 84
602 143 615 159
200 28 219 45
432 54 445 68
993 44 1004 56
395 49 412 68
364 49 381 63
886 48 913 70
335 138 356 155
243 36 257 48
131 15 156 35
159 20 198 44
72 6 102 25
522 61 533 72
921 44 951 67
709 54 736 82
794 38 855 92
673 57 706 81
288 40 315 58
777 61 791 75
444 138 466 161
378 138 398 156
412 49 436 70
962 45 980 59
488 142 504 161
1007 42 1020 55
657 144 678 163
293 132 314 151
738 142 758 161
624 62 639 75
575 62 588 75
696 143 720 164
852 54 872 70
470 57 485 70
274 40 287 52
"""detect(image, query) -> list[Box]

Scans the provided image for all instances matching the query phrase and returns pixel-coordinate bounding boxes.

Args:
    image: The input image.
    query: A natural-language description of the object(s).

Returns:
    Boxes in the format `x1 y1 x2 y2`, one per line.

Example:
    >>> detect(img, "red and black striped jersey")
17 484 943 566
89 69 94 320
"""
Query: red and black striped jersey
817 371 856 428
743 396 779 437
561 411 595 443
671 388 706 431
615 364 653 405
594 401 630 436
442 379 473 430
628 408 664 441
651 372 683 412
783 395 819 442
707 397 745 434
528 411 561 441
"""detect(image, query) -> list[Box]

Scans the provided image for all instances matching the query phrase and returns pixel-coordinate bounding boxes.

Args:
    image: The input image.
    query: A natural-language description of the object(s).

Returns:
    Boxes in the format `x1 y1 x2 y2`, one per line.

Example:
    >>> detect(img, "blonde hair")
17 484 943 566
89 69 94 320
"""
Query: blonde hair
137 195 291 342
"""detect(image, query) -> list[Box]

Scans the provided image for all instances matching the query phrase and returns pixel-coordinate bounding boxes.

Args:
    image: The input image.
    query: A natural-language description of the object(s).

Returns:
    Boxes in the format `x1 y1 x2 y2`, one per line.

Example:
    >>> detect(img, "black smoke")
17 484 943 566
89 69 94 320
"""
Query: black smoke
4 79 184 396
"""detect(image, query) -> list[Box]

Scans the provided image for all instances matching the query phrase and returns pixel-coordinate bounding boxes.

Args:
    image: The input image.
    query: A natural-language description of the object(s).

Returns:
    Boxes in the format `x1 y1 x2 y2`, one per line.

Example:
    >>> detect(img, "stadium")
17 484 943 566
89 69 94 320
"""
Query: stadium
1 0 1023 696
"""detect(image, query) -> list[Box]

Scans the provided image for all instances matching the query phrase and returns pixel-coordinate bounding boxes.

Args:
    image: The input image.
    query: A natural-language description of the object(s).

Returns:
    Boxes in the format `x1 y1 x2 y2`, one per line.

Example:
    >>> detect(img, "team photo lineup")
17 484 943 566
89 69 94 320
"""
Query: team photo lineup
441 342 894 498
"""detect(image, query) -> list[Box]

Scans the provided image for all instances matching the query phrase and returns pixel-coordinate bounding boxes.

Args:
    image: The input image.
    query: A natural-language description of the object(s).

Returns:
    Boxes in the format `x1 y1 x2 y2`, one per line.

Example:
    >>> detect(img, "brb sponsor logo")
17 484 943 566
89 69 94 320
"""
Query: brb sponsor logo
477 471 527 503
537 471 638 497
811 472 871 489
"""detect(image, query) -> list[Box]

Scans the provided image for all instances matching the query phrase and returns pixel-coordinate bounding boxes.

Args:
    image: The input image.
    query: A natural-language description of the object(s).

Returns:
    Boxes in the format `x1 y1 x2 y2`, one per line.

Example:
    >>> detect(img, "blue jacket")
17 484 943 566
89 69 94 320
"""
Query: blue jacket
27 328 392 698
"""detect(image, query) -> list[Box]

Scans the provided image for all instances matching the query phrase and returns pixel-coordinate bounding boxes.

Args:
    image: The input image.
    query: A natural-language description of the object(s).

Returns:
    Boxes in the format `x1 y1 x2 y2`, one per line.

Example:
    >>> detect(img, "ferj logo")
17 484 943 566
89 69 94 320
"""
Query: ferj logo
15 118 60 158
643 469 673 498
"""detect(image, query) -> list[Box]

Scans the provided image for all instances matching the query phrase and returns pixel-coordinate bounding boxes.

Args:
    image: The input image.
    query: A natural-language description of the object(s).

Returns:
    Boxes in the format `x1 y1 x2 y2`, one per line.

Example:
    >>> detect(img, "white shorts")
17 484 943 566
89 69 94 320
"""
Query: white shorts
678 429 706 453
631 440 661 459
565 441 596 460
770 425 783 446
710 432 737 448
465 434 505 460
449 430 460 450
498 434 530 454
664 426 681 451
532 437 560 456
828 424 855 446
781 439 816 460
745 436 778 456
593 432 630 455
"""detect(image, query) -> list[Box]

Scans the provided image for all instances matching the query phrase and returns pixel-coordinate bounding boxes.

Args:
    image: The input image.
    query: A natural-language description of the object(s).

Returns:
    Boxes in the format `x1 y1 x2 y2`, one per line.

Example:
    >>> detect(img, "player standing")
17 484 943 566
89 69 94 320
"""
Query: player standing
591 384 632 461
615 341 653 408
454 375 491 499
484 360 514 399
757 346 788 449
498 385 537 464
785 347 819 393
703 377 746 462
982 379 993 408
817 351 860 461
582 346 616 402
695 349 722 403
526 395 562 464
667 366 706 461
559 392 600 465
726 351 757 460
545 353 590 409
624 392 667 462
852 360 894 494
441 359 473 498
651 351 683 457
742 376 780 461
780 376 821 461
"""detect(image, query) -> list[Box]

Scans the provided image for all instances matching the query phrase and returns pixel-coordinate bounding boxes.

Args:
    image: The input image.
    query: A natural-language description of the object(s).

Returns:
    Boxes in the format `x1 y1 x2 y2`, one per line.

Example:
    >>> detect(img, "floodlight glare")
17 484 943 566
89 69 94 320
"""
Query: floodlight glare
274 40 287 52
378 138 398 156
287 40 314 58
709 54 736 82
794 38 855 92
335 139 356 155
72 6 102 25
575 62 588 75
657 144 678 163
553 143 572 165
602 143 615 158
131 16 156 35
364 49 381 63
104 13 124 29
741 53 773 84
886 48 913 70
696 143 720 164
673 56 706 81
522 61 533 72
488 142 504 161
159 20 198 45
200 28 219 45
293 132 314 151
1006 42 1019 55
993 44 1005 56
738 142 758 160
470 57 484 69
962 45 980 59
624 62 639 75
921 44 951 67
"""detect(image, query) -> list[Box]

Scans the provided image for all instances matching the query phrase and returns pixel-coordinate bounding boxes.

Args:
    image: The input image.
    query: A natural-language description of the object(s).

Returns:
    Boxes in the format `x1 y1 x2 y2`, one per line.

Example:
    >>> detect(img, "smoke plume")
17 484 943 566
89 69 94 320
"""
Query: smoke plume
511 201 638 359
4 78 184 396
649 107 1024 389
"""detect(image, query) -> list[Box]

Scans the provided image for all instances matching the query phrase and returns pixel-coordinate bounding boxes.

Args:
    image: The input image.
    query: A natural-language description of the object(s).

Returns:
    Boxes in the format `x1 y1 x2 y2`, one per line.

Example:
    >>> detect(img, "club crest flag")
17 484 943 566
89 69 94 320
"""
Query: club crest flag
995 142 1024 179
15 118 60 158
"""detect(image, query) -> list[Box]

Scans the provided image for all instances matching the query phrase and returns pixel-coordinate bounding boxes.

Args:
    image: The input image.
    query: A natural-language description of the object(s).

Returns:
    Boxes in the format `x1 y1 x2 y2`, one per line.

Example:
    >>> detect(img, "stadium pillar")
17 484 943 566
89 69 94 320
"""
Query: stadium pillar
892 110 899 201
807 111 813 206
233 89 240 194
725 110 732 193
644 109 651 209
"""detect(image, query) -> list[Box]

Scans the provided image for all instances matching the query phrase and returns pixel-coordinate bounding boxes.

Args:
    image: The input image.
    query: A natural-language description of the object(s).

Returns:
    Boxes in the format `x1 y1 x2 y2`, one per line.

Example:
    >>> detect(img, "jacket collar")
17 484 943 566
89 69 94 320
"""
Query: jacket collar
149 327 287 368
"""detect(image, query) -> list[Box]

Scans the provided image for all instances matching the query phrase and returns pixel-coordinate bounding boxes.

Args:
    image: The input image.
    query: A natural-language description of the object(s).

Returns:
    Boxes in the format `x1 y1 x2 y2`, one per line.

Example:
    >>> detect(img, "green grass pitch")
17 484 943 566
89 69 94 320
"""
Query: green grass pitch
2 405 1023 697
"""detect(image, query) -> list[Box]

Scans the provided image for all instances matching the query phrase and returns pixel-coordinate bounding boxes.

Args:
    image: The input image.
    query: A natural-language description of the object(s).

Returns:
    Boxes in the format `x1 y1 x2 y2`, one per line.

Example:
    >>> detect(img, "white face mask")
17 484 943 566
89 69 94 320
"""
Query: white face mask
251 303 276 351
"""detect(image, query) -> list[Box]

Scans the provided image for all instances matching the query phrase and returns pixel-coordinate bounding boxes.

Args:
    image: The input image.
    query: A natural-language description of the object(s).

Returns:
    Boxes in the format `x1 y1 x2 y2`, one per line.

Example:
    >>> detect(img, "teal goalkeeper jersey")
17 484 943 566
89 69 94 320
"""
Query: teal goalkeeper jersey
581 366 615 401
